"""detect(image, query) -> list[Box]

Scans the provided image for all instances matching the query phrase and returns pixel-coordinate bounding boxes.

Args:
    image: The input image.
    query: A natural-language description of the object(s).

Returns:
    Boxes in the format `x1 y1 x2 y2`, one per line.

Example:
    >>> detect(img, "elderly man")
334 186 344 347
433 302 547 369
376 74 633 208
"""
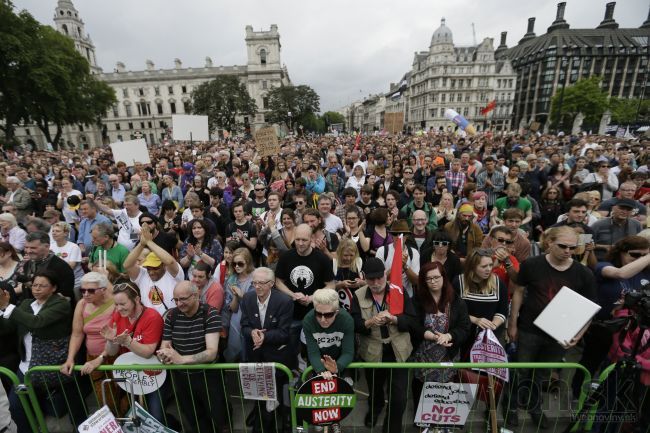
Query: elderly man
351 257 418 433
597 181 647 224
89 223 130 274
240 267 293 433
77 200 111 254
108 174 126 206
94 195 142 250
157 280 225 433
2 177 32 225
591 198 643 261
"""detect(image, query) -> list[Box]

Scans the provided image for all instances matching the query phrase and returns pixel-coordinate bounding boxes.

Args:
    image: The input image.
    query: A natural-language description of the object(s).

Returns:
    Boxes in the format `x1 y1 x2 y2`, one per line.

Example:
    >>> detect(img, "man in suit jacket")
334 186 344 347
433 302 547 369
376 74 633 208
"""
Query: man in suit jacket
3 177 33 226
240 267 293 433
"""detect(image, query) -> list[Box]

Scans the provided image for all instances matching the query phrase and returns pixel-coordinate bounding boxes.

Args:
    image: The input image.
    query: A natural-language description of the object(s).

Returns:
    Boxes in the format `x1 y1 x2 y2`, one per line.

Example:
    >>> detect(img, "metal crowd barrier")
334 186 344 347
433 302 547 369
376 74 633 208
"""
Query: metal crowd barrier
300 362 594 433
21 363 296 433
0 366 39 432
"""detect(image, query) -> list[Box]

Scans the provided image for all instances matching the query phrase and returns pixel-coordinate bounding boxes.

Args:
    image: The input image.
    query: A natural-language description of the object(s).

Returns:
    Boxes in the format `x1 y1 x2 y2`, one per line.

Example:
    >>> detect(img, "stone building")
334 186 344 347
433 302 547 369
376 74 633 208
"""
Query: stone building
498 2 650 131
15 0 291 149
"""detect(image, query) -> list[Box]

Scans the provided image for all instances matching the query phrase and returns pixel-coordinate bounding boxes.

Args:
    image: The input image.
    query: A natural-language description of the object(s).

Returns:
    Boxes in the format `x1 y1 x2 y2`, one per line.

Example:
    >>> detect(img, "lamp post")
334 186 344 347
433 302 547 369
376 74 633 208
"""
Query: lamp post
287 111 293 134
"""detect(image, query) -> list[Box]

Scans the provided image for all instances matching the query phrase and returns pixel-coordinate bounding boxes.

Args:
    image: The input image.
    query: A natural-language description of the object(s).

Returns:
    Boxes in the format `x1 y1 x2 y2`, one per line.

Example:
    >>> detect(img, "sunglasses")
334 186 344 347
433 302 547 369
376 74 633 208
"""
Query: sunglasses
433 241 450 247
80 287 103 295
315 311 337 319
295 201 304 205
140 220 155 225
556 243 578 251
599 165 610 168
495 237 515 245
255 188 265 192
627 251 645 259
234 261 246 267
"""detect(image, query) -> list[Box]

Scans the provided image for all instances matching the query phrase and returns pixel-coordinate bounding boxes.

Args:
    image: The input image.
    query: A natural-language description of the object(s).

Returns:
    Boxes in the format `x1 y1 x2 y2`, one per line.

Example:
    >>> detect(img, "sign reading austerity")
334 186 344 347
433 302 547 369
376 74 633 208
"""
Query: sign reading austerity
295 376 355 425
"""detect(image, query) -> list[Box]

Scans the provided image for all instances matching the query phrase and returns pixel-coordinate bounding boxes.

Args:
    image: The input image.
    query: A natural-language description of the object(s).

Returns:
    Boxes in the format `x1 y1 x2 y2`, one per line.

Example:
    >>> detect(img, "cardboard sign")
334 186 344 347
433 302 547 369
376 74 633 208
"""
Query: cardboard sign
78 405 123 433
112 352 166 396
239 363 277 401
469 329 509 382
414 382 477 427
172 114 209 141
295 376 355 426
109 139 151 166
255 127 279 157
122 403 178 433
384 112 404 135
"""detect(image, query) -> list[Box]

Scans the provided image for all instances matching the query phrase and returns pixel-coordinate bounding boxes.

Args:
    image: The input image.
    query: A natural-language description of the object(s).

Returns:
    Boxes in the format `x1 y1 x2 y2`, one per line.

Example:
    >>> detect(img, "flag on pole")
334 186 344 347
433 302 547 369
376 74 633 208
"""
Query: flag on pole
354 133 362 150
480 100 497 116
386 235 405 315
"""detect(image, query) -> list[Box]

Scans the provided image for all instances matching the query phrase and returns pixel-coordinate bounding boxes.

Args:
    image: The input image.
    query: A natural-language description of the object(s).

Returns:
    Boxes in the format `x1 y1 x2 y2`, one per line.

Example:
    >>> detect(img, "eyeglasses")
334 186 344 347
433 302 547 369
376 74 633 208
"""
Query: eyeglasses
252 280 272 287
599 165 610 168
433 241 450 247
172 294 195 303
233 261 246 267
80 287 104 295
425 275 443 282
140 220 155 225
295 201 304 205
315 311 337 319
255 188 265 192
627 251 646 259
555 243 578 251
494 237 514 245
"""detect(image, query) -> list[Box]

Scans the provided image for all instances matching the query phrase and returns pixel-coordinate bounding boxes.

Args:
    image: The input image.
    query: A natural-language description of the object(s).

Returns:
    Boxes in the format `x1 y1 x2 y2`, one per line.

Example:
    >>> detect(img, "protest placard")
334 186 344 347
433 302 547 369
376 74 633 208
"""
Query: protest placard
255 126 279 157
109 139 150 166
78 405 123 433
414 382 477 427
112 352 166 396
239 363 277 401
384 112 404 135
172 114 209 141
295 375 355 426
470 329 509 382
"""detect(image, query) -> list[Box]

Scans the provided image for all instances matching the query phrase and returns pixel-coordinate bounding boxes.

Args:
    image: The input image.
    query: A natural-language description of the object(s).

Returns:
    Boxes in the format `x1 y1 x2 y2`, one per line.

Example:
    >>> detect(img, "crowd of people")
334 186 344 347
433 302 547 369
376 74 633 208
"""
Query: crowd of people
0 130 648 433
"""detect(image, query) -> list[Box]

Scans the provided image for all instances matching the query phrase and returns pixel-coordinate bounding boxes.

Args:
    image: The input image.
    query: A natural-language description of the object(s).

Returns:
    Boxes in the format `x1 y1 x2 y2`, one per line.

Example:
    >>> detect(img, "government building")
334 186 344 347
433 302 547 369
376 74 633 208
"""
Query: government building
16 0 291 149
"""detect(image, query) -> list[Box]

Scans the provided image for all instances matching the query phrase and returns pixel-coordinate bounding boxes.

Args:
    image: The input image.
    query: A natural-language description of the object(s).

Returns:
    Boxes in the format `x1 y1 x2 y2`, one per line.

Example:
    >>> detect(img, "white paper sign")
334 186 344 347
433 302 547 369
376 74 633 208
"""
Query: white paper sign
109 139 151 166
239 363 277 401
414 382 477 427
534 286 601 343
122 403 178 433
470 329 509 382
78 405 123 433
112 352 167 396
172 114 209 141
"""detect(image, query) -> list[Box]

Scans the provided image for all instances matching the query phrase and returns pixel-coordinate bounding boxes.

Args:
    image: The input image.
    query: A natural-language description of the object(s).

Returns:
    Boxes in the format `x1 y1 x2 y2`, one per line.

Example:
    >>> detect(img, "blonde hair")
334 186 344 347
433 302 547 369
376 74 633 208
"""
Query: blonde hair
542 226 577 249
335 239 361 273
312 288 340 310
52 221 71 233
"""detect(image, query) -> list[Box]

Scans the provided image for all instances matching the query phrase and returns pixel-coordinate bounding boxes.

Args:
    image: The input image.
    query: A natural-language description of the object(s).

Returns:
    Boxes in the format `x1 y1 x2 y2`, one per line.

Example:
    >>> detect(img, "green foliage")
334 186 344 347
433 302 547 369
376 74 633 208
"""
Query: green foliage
550 76 608 130
322 111 345 126
609 98 648 125
0 1 116 148
190 75 257 134
265 85 320 130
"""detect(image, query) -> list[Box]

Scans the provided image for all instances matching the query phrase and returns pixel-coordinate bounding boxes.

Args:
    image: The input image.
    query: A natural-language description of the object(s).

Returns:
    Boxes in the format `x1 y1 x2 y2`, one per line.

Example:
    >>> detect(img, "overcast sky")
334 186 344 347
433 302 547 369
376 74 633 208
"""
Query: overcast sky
13 0 648 112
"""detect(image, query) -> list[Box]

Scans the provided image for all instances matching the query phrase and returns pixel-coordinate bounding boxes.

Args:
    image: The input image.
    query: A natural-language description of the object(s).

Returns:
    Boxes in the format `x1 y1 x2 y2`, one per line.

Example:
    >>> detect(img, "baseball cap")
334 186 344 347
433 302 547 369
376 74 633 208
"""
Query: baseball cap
363 258 386 279
614 198 637 209
141 252 162 268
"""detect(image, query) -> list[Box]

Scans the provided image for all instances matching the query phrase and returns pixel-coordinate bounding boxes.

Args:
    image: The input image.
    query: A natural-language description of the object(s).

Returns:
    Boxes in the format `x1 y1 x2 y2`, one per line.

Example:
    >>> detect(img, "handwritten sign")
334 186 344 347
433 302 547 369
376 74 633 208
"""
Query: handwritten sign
239 363 277 401
414 382 477 427
255 127 279 157
78 405 123 433
112 352 166 396
384 112 404 135
295 375 355 426
470 329 509 382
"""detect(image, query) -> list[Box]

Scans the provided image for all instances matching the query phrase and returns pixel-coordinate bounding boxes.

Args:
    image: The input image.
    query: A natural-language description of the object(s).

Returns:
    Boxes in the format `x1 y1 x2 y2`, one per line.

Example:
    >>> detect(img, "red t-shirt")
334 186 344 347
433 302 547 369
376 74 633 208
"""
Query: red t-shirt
110 307 163 355
492 254 520 295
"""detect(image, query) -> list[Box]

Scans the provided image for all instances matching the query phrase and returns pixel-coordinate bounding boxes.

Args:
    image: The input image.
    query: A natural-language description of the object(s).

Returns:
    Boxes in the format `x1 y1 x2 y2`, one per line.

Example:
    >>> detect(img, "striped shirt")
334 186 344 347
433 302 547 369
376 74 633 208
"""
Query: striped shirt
163 304 222 356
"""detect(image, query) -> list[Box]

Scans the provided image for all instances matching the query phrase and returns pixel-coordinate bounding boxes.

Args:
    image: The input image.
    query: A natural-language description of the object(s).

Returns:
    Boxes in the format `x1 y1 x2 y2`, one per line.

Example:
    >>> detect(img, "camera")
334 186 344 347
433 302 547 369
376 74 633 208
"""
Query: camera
622 281 650 327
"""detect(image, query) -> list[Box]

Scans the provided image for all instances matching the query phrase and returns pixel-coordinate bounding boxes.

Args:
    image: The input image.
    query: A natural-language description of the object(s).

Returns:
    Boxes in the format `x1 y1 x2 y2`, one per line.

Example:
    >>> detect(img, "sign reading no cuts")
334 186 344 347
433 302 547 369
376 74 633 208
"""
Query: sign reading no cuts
414 382 477 427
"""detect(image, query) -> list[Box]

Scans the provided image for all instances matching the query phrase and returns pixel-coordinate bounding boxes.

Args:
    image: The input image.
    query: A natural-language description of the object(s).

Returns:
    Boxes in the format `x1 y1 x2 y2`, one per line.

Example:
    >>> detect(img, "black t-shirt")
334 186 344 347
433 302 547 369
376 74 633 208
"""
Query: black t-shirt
245 199 268 219
225 220 257 250
275 248 335 320
153 231 178 252
516 255 596 334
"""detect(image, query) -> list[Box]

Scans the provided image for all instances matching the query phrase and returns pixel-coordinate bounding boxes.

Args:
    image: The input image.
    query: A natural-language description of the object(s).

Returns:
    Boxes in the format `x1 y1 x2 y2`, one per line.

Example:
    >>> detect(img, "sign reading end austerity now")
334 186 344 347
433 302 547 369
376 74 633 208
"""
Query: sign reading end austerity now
295 376 355 425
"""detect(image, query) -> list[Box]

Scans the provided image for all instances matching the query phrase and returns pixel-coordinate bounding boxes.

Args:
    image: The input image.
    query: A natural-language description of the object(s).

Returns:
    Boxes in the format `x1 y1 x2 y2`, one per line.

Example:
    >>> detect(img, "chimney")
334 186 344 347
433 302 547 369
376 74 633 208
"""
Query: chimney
598 2 619 29
520 18 536 43
499 32 507 47
495 31 508 59
641 5 650 28
174 58 182 69
145 59 154 71
548 2 570 32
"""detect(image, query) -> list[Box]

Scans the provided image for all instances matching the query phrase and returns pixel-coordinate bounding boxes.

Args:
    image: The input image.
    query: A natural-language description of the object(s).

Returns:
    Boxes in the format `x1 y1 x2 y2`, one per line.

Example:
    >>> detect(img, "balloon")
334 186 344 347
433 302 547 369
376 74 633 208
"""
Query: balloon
444 108 476 135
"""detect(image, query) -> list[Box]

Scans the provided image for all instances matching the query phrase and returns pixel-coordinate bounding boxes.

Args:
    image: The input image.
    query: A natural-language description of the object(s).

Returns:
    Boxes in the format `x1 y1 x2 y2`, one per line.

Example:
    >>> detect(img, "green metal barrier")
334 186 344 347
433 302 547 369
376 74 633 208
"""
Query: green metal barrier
300 362 593 433
0 366 39 432
23 363 296 433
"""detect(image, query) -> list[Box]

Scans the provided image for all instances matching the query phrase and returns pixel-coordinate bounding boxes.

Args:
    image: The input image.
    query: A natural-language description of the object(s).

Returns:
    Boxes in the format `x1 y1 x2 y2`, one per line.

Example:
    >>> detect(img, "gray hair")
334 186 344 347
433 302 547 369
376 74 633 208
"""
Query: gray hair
80 272 109 288
252 266 275 282
0 213 17 228
25 218 50 232
312 288 340 310
5 176 20 185
92 222 114 238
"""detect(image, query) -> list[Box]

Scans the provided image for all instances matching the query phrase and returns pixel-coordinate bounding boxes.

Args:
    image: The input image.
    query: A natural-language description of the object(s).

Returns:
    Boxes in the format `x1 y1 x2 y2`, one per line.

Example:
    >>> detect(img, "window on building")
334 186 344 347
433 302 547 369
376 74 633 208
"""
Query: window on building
441 93 446 103
137 102 150 116
157 103 163 115
128 122 133 130
140 122 145 129
122 88 128 98
464 94 470 102
450 94 455 102
147 121 152 128
183 101 190 113
182 85 187 94
457 93 462 101
125 104 132 117
262 80 268 90
497 79 501 88
159 121 165 128
154 86 160 96
62 24 68 35
451 79 456 88
116 123 121 130
117 134 123 141
25 128 30 135
170 102 176 114
138 88 144 96
168 86 174 95
112 104 119 117
442 77 447 87
263 97 269 109
463 107 469 116
260 49 267 65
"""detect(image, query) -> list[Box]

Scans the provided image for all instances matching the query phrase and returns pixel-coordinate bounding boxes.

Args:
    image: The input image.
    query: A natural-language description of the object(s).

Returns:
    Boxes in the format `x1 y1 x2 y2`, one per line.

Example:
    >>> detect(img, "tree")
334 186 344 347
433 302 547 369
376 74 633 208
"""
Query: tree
322 111 345 128
550 76 608 131
265 85 320 130
0 2 116 148
610 97 646 125
190 75 257 134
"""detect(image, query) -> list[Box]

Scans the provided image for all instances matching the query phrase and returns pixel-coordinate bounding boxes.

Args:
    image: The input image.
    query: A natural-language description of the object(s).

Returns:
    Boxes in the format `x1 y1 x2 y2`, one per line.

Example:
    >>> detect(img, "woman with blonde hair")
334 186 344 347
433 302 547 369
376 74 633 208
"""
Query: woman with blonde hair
434 192 457 227
0 213 26 253
223 247 255 361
